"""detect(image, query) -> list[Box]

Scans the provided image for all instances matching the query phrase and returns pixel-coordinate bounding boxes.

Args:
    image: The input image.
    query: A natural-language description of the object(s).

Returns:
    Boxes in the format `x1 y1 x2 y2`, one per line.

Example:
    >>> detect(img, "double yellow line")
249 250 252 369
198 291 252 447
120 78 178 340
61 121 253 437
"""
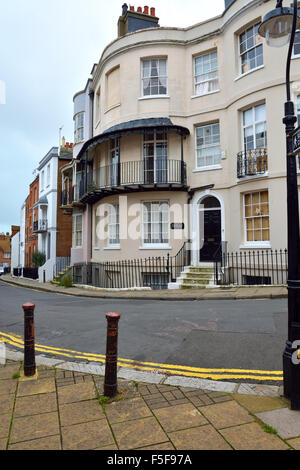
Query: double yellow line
0 330 283 382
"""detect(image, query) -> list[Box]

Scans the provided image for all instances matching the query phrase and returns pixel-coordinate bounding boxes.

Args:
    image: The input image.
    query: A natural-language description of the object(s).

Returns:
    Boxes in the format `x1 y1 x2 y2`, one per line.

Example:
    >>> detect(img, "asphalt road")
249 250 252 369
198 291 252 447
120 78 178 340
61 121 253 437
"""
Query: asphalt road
0 280 288 379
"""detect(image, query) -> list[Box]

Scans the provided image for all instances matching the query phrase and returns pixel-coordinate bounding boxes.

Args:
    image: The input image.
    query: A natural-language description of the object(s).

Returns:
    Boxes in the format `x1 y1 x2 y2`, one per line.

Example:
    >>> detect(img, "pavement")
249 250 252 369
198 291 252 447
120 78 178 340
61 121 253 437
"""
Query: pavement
1 353 300 451
1 275 297 451
0 274 288 301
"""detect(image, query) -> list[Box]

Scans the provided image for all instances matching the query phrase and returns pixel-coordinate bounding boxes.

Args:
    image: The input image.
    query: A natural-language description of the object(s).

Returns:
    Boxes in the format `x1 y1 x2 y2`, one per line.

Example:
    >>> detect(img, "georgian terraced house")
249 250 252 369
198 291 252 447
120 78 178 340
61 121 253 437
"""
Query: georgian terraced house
60 0 300 289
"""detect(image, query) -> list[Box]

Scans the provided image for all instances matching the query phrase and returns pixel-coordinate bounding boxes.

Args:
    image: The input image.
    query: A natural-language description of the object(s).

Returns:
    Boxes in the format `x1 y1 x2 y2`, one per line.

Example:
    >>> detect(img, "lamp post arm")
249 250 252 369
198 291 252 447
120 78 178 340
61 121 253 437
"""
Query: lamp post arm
286 0 298 102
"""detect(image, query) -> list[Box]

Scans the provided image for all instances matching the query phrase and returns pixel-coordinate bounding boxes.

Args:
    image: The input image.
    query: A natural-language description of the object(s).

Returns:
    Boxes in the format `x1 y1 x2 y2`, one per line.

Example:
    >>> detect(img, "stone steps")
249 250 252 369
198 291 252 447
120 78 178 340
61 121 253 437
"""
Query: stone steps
168 264 216 290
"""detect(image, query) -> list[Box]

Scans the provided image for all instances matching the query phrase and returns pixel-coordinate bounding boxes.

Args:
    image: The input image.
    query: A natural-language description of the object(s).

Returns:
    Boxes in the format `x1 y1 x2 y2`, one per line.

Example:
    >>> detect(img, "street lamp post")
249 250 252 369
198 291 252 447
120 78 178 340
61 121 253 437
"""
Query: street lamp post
259 0 300 410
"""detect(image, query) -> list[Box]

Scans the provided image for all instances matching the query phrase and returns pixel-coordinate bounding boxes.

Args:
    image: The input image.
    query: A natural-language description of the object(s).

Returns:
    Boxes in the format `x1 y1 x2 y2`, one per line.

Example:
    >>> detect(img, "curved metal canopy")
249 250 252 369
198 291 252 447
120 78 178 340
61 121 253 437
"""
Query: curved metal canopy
78 117 190 160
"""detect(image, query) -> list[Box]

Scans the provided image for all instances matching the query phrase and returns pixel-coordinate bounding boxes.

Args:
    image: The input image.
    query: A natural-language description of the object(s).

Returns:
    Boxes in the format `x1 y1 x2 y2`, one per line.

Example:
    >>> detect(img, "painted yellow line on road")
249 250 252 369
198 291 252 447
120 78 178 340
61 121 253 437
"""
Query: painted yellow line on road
0 330 284 381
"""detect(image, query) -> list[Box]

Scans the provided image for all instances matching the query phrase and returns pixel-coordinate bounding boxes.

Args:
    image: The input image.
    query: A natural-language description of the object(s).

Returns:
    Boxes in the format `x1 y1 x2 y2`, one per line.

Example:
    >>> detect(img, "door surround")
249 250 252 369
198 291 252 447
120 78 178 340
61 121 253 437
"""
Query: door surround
191 190 225 266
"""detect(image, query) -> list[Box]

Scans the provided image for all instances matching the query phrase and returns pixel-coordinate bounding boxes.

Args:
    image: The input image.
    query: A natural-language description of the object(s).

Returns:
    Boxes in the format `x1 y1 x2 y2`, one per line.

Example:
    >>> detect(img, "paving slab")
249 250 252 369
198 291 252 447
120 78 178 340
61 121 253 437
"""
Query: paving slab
200 400 254 429
164 376 236 393
232 394 287 414
95 443 119 450
256 407 300 439
118 368 163 384
8 435 61 450
59 399 105 427
220 422 289 450
287 437 300 450
140 442 175 450
0 379 17 396
112 416 168 450
9 412 60 443
169 424 232 450
105 397 152 424
14 392 57 417
61 419 114 450
57 382 97 404
0 394 15 415
0 438 7 450
0 364 20 380
17 377 55 397
236 383 280 397
153 403 208 433
0 414 11 439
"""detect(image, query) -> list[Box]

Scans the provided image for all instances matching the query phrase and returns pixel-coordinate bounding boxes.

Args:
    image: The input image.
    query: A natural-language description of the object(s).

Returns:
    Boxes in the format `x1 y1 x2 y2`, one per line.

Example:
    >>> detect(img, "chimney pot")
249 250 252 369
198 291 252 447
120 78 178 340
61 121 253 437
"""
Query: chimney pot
137 6 142 12
144 5 149 14
66 142 69 148
130 5 134 11
150 7 155 16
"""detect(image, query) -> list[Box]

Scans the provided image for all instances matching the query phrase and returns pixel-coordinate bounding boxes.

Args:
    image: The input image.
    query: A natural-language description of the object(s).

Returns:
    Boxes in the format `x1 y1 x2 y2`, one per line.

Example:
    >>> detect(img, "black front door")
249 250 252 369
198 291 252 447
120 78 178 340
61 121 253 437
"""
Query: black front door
200 209 221 262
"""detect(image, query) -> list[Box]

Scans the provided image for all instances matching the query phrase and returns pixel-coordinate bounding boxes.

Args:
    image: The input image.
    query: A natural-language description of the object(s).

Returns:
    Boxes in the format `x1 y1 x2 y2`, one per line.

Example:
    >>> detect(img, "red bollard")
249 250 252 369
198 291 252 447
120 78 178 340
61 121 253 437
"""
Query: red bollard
104 312 121 397
22 303 36 377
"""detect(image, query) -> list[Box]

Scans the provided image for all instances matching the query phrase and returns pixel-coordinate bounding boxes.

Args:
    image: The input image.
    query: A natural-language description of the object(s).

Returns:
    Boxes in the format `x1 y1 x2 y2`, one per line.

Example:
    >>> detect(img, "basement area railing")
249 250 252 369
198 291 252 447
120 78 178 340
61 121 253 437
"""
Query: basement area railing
214 249 288 286
73 241 191 290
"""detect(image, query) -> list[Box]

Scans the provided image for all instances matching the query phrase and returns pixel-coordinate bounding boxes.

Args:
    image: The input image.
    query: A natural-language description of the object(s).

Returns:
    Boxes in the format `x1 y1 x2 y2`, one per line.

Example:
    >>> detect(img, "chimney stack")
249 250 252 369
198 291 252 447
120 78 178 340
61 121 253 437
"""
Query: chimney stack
118 4 159 37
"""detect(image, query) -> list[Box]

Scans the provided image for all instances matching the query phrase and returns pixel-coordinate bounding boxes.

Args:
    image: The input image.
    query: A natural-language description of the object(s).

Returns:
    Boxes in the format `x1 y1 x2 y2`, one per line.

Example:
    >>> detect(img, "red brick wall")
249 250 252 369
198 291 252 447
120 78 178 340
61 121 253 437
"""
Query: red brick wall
25 176 39 267
56 160 72 258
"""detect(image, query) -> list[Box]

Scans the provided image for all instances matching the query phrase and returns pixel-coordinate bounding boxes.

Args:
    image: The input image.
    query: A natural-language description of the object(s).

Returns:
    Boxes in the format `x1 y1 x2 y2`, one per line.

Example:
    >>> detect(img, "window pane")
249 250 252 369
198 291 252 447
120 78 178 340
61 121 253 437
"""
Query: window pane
255 104 265 121
244 191 269 242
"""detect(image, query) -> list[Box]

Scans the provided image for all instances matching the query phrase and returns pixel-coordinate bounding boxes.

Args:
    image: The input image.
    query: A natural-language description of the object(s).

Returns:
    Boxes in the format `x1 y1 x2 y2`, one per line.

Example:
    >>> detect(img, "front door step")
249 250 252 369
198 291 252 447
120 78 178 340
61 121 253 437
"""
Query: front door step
168 264 216 290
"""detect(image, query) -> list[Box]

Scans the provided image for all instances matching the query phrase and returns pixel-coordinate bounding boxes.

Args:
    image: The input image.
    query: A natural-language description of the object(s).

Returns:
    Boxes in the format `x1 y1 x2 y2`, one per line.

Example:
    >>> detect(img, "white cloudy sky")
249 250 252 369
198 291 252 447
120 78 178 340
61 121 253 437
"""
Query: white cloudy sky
0 0 225 233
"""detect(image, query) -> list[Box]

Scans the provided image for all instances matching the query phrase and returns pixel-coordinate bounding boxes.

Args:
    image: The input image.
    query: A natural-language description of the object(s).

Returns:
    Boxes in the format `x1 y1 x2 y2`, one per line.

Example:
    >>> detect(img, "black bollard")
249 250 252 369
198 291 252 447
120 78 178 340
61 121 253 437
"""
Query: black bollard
22 303 36 377
104 312 120 397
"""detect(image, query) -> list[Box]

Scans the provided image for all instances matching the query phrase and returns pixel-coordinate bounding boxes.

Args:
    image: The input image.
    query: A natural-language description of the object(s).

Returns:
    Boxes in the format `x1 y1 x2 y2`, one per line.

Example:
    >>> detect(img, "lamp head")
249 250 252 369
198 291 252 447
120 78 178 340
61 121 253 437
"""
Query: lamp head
258 6 300 47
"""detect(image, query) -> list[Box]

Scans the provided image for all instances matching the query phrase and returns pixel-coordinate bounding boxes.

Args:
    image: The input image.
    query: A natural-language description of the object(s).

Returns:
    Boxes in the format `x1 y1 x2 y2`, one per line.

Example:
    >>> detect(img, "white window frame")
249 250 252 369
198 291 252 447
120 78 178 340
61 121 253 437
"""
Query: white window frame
143 130 168 183
195 123 221 170
297 95 300 127
243 191 270 247
239 23 263 75
141 59 168 98
72 214 83 248
194 51 219 96
107 204 120 247
74 112 85 144
242 104 267 152
46 164 50 187
142 201 170 248
95 87 101 124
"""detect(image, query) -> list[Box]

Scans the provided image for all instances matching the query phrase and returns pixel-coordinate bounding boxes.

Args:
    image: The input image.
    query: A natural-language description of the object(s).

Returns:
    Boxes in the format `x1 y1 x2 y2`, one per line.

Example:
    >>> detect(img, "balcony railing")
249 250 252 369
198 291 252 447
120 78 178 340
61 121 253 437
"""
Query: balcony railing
79 159 186 200
33 219 48 233
237 148 268 178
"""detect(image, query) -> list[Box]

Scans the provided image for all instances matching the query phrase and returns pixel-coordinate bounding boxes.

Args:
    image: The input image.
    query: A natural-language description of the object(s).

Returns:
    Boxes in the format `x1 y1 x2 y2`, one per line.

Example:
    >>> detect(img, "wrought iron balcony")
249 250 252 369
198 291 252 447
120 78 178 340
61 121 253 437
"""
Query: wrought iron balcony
237 148 268 178
79 159 187 203
33 219 47 233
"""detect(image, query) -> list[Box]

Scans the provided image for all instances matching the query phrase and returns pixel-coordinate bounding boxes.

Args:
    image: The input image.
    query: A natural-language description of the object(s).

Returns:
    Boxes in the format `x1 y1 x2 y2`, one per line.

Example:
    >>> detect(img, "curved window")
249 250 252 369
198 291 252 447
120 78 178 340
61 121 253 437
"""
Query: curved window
142 59 167 97
239 23 263 74
74 112 85 144
194 51 218 96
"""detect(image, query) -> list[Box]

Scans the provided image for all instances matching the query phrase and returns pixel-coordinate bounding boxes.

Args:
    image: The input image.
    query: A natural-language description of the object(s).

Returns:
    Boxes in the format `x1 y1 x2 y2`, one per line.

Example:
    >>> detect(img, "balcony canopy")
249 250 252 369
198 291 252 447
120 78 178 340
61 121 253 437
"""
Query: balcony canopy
78 118 190 161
